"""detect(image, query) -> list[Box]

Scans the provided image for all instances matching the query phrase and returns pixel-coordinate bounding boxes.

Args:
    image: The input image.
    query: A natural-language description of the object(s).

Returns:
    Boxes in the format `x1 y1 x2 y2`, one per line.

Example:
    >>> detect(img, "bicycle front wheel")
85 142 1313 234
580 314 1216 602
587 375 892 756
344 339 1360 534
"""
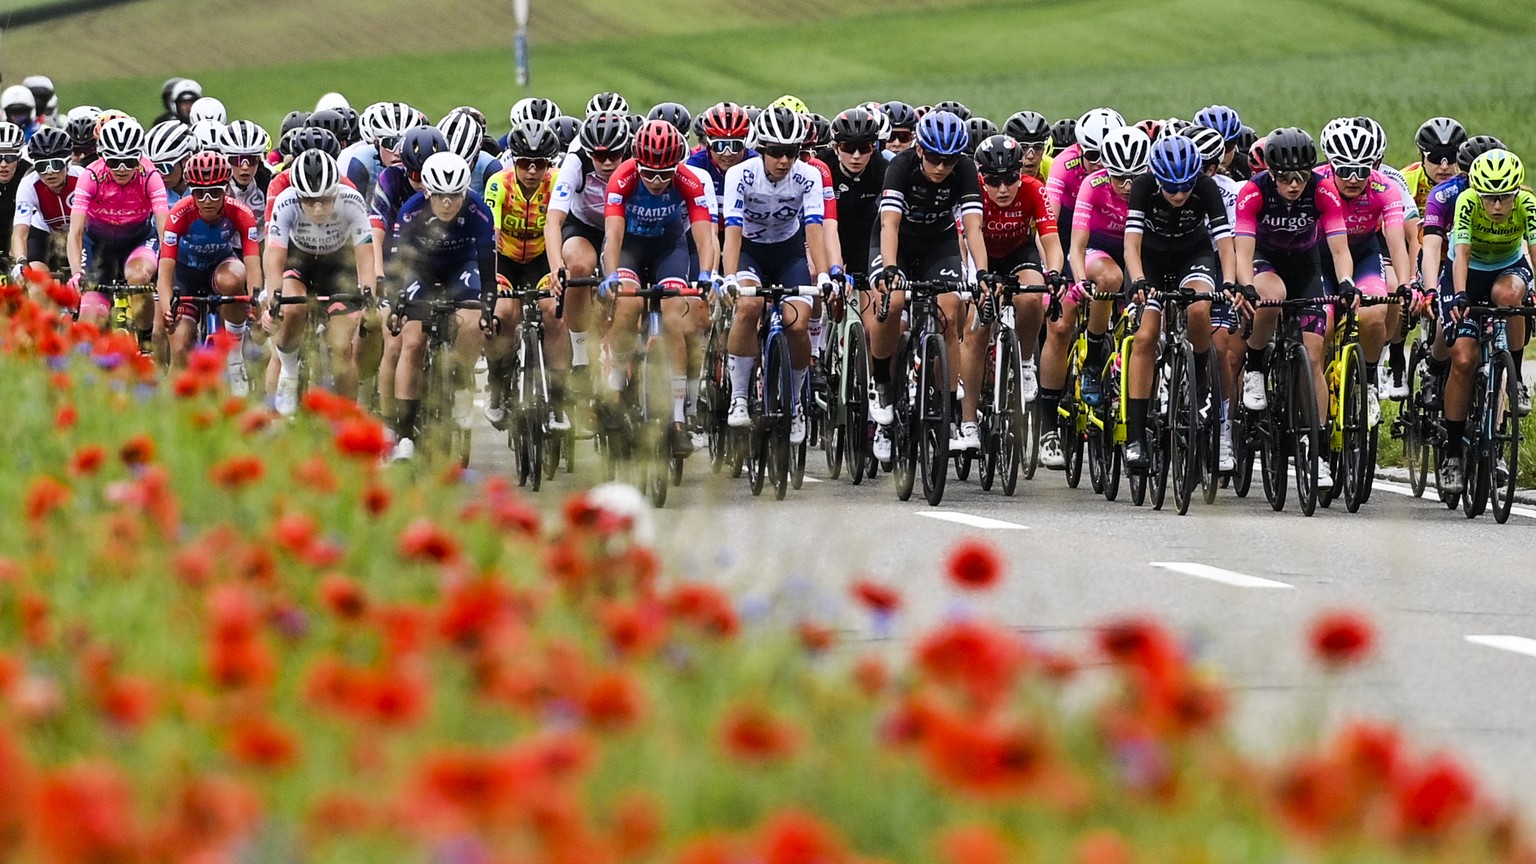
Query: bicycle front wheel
1491 351 1522 523
766 332 793 501
891 337 917 501
1291 348 1321 517
1402 339 1429 497
1463 363 1491 519
1171 343 1199 516
844 321 871 486
1340 344 1371 512
919 334 951 507
640 337 671 508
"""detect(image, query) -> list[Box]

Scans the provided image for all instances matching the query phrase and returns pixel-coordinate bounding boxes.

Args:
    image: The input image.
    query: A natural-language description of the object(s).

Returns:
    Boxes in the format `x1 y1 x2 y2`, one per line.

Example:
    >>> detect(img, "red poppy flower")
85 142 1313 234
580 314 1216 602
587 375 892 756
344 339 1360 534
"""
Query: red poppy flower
676 834 741 864
922 710 1047 797
666 583 739 639
850 578 902 614
1274 752 1360 839
853 653 889 697
440 579 517 650
599 600 668 659
757 808 845 864
362 483 391 516
227 715 300 768
397 518 461 564
303 388 360 422
70 445 106 476
24 475 70 522
796 620 836 654
95 675 156 731
209 454 265 489
1309 610 1375 669
273 511 319 557
915 619 1028 711
719 703 800 763
583 669 647 732
1394 753 1478 836
938 824 1010 864
334 416 391 459
53 404 77 430
118 433 156 466
318 572 368 621
946 539 1003 591
1074 829 1134 864
31 761 140 864
610 790 662 858
291 455 338 492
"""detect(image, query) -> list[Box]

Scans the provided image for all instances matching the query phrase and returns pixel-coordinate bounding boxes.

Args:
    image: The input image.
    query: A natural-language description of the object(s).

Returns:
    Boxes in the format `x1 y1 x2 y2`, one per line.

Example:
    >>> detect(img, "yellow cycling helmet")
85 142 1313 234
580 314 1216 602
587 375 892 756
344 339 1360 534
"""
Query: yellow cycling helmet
1468 149 1524 195
770 94 809 116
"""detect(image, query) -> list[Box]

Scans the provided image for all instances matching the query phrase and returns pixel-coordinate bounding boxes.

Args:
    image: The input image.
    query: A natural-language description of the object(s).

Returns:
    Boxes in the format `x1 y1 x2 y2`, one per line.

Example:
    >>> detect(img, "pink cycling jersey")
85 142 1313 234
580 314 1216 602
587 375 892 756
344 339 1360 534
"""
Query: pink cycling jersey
71 157 169 241
1071 170 1128 254
1044 142 1092 218
1316 167 1404 243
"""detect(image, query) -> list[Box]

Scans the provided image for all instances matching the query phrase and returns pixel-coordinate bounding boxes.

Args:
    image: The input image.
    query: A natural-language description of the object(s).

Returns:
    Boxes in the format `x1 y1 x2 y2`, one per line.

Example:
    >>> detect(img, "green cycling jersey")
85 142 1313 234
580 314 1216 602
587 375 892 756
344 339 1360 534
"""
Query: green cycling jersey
1450 187 1536 270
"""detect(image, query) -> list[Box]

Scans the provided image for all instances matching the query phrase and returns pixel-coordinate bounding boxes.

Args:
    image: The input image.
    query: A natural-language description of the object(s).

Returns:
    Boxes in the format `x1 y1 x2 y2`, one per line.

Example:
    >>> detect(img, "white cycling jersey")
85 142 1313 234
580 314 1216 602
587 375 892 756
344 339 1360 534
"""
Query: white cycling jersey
1376 164 1421 222
723 157 823 244
549 151 609 228
266 185 372 255
229 179 267 239
14 165 85 232
685 163 719 224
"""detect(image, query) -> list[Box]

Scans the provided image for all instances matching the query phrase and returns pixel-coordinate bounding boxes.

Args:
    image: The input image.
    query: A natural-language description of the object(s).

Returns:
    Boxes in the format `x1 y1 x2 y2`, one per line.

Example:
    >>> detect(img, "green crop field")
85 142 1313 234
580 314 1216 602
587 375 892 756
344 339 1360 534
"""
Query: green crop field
33 0 1536 166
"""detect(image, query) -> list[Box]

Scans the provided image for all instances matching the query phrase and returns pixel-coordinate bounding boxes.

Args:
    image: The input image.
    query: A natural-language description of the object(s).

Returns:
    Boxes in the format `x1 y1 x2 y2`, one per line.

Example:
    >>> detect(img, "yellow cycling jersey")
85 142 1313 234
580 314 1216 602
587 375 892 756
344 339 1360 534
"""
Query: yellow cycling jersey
1029 152 1054 183
484 168 556 263
1449 187 1536 269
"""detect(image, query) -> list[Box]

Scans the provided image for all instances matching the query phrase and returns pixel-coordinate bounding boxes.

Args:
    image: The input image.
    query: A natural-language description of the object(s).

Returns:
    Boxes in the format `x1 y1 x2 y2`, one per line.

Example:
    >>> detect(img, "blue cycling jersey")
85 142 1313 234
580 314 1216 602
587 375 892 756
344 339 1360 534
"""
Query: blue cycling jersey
391 192 497 292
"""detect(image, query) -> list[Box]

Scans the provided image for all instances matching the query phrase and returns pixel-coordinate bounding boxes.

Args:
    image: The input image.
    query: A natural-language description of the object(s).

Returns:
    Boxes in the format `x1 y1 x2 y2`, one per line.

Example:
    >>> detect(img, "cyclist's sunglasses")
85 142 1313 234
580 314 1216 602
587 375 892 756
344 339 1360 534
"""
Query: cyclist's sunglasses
105 157 140 171
515 158 551 171
1080 148 1102 163
709 138 746 155
1107 172 1137 186
1333 164 1371 181
36 158 70 174
230 154 261 169
190 186 226 201
920 150 960 168
982 171 1020 187
589 149 624 164
837 141 876 155
299 195 335 207
378 135 401 151
0 152 23 164
1158 180 1197 195
1480 192 1515 206
1019 141 1048 155
889 129 915 144
759 145 799 160
429 191 465 203
639 167 676 182
1275 170 1311 186
1422 149 1457 166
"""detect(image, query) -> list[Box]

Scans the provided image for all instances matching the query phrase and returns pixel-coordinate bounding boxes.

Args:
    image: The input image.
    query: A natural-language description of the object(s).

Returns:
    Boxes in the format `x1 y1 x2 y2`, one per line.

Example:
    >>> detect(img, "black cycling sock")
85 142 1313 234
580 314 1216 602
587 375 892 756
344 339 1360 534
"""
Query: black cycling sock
1085 332 1108 372
1040 387 1063 424
1388 340 1405 373
396 399 420 440
1366 362 1378 384
1428 356 1450 376
1246 347 1268 373
1444 420 1465 456
1128 397 1149 444
871 354 892 387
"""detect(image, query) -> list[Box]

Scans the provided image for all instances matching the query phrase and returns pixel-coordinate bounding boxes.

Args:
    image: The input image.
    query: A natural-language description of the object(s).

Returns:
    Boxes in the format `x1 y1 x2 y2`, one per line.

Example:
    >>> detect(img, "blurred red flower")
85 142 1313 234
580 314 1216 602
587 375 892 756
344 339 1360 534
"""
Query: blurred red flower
1309 610 1375 669
583 669 647 732
719 702 800 763
1394 753 1478 836
937 823 1009 864
796 620 836 654
24 475 70 523
397 518 461 564
915 619 1028 711
118 433 156 466
209 454 265 489
666 583 739 639
53 403 76 429
318 572 368 621
946 539 1003 591
853 653 889 697
850 578 901 614
227 715 301 768
611 790 663 858
758 808 845 864
334 416 391 459
30 761 141 864
362 482 392 516
922 710 1047 798
69 445 106 476
1074 829 1135 864
599 600 668 659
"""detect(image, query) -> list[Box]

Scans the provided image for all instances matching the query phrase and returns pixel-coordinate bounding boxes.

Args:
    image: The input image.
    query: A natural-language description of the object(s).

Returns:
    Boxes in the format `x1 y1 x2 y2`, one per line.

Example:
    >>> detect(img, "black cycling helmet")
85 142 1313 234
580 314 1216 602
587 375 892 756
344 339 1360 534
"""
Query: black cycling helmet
283 126 341 158
804 112 832 149
306 109 352 144
332 106 361 145
280 110 311 142
974 134 1024 176
626 113 644 136
1263 126 1317 172
831 107 881 144
160 77 183 111
1004 111 1050 145
579 111 632 154
549 115 581 150
1457 134 1506 172
932 100 972 121
27 125 70 161
67 114 99 149
1232 124 1258 155
967 116 999 145
881 100 917 130
397 126 448 174
1414 117 1467 154
1049 118 1077 152
506 119 562 160
646 101 693 136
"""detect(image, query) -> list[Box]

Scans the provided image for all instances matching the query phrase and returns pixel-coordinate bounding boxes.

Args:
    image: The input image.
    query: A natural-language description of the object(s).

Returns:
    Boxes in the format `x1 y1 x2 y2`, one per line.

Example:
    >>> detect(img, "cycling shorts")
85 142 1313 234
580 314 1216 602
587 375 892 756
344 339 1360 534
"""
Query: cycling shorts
283 246 363 314
1084 246 1127 278
82 222 157 285
991 243 1042 277
617 232 690 288
560 217 604 250
1443 259 1534 342
1255 246 1326 336
172 259 242 321
1323 236 1388 297
1141 244 1216 293
738 235 813 305
496 253 550 290
867 237 964 285
400 261 481 322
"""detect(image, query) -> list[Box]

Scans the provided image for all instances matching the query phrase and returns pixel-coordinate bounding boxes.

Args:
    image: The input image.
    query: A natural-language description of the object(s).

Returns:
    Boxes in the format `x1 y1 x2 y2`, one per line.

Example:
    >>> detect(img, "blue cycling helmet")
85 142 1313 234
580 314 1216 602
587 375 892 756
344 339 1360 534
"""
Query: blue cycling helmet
398 126 448 174
916 109 969 156
1193 104 1243 143
1149 135 1203 189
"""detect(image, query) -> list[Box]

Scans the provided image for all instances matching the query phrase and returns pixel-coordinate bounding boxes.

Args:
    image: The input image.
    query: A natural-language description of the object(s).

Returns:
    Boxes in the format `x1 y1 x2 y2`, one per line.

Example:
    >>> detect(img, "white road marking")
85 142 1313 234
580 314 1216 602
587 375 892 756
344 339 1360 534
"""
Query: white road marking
1373 480 1536 519
1150 561 1293 589
916 511 1029 530
1466 635 1536 658
801 476 822 483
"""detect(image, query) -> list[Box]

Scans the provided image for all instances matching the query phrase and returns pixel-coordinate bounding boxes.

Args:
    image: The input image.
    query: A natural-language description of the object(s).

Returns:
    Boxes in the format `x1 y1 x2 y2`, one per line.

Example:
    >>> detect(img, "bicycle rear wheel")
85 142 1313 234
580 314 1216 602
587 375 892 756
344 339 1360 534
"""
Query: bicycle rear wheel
1171 343 1199 515
1340 345 1371 512
640 337 672 508
766 332 793 501
1200 357 1222 505
994 329 1021 495
1491 351 1521 524
845 322 871 486
1149 356 1172 511
1232 402 1255 498
891 338 917 501
1100 346 1123 502
1463 365 1491 519
1291 349 1321 517
919 334 951 507
1260 363 1288 511
1402 340 1429 497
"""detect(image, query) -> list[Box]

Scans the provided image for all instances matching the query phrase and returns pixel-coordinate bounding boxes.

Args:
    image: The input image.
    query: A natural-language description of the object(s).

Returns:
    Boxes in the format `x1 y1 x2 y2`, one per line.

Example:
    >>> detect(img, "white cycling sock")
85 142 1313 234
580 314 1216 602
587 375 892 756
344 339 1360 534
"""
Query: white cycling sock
276 347 299 376
791 367 808 410
686 377 700 413
569 330 589 367
809 317 825 357
672 375 688 423
728 355 754 399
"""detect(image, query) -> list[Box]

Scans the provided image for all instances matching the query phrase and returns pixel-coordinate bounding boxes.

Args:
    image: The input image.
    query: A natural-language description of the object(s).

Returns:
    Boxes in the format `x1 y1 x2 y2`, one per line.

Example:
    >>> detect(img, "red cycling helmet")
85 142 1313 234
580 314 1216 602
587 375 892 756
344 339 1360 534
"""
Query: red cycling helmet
699 101 750 140
1248 135 1268 174
183 150 232 187
634 119 685 170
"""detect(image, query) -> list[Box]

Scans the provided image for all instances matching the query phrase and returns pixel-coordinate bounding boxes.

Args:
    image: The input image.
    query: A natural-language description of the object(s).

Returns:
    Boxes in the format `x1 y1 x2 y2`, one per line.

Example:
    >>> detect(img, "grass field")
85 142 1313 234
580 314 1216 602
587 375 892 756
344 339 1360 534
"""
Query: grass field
43 0 1536 167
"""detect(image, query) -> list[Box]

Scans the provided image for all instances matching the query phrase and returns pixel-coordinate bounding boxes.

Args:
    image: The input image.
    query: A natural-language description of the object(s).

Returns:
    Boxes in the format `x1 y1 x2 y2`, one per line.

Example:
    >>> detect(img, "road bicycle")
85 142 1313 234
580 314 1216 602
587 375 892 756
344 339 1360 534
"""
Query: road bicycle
390 292 484 468
731 283 820 501
976 270 1054 497
876 277 967 506
1452 305 1535 523
814 273 873 486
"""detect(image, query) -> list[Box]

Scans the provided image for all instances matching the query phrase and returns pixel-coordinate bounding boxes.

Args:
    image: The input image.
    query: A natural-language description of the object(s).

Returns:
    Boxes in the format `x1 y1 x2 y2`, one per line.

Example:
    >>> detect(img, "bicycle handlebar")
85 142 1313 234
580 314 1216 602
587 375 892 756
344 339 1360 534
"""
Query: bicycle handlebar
731 284 820 299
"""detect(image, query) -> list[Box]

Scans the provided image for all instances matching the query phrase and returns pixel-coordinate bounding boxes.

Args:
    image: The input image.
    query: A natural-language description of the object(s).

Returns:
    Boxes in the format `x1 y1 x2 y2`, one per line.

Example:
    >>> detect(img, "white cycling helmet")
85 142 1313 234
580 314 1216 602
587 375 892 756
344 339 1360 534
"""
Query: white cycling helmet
366 101 415 145
290 149 340 198
190 119 224 153
1182 125 1226 164
510 97 561 128
67 104 102 123
146 120 195 165
752 106 807 148
585 91 628 118
1322 123 1377 169
2 85 35 118
1099 125 1151 176
98 116 147 159
170 79 203 103
219 119 268 156
1075 107 1126 154
420 151 471 195
0 122 24 153
190 96 226 125
437 110 484 162
1353 115 1387 162
315 92 351 113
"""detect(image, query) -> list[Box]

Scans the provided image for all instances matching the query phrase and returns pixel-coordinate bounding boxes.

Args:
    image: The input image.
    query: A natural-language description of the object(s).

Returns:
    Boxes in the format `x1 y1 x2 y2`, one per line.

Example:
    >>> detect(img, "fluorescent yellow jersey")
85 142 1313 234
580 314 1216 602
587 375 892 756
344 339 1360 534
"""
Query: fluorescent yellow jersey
484 168 556 263
1400 162 1435 214
1027 152 1054 183
1450 188 1536 269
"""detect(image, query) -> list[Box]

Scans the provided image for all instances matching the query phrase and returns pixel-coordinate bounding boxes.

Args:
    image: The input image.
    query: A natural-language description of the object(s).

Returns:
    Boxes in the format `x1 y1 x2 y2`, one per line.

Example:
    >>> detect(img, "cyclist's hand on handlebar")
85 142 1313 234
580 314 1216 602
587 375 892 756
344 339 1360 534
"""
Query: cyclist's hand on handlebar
817 271 837 298
718 273 739 298
875 265 902 293
67 273 82 291
598 273 620 300
553 266 568 297
1127 277 1152 305
1448 291 1468 323
1335 278 1359 309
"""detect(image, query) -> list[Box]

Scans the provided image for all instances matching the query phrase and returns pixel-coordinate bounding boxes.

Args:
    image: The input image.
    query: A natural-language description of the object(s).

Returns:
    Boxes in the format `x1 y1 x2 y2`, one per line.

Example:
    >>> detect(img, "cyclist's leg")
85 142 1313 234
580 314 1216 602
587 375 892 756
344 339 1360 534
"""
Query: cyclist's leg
1349 242 1391 370
654 235 695 425
1011 256 1048 365
1493 266 1530 352
484 254 526 415
167 264 209 369
1292 259 1331 424
1127 257 1167 450
318 254 363 400
124 234 159 334
604 241 648 394
77 231 117 329
1181 251 1217 407
767 239 816 410
559 226 601 388
727 246 766 419
447 266 486 406
1082 249 1124 389
393 275 430 443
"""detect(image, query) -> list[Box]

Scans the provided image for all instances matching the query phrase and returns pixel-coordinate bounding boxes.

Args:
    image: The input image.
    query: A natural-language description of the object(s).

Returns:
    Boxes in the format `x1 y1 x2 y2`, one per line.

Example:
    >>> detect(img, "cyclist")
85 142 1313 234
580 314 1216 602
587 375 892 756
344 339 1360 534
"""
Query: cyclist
337 102 412 199
438 108 503 200
819 107 884 282
1045 107 1124 263
721 107 833 446
1002 110 1054 181
23 76 57 129
262 128 344 224
547 111 631 422
264 150 376 415
220 120 273 235
9 126 80 283
1403 117 1466 219
68 117 168 332
190 98 227 128
1232 128 1355 488
1191 104 1243 176
0 123 31 249
157 151 261 383
1121 134 1236 472
1317 121 1414 425
585 91 629 118
67 108 101 166
147 121 196 206
2 87 38 140
599 119 716 455
1185 124 1245 470
157 79 202 125
482 119 563 431
1439 150 1536 494
1067 125 1151 407
386 152 497 461
866 110 986 463
686 102 754 217
962 134 1061 451
881 101 917 158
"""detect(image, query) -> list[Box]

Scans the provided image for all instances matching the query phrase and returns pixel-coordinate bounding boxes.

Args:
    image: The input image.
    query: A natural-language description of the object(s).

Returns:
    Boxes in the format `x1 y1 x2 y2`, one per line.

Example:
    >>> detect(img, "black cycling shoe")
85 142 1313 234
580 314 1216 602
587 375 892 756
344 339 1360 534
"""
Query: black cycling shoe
1124 440 1150 473
670 422 695 457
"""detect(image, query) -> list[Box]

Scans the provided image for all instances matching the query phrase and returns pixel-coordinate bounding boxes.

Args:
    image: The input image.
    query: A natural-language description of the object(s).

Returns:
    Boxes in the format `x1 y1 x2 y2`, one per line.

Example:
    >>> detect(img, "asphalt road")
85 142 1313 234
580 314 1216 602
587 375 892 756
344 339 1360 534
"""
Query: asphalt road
463 401 1536 810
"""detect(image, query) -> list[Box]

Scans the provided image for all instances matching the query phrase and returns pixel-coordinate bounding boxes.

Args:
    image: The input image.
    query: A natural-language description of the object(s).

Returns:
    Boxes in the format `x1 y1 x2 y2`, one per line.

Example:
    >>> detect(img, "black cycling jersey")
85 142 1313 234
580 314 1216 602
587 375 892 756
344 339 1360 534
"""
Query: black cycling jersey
1125 173 1231 252
0 165 30 242
817 145 883 272
878 148 982 248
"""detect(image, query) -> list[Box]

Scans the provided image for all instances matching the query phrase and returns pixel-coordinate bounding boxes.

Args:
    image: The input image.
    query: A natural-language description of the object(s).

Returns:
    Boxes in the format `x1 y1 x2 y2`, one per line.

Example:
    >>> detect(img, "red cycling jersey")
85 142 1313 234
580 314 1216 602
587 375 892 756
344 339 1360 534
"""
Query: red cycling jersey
979 174 1056 259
